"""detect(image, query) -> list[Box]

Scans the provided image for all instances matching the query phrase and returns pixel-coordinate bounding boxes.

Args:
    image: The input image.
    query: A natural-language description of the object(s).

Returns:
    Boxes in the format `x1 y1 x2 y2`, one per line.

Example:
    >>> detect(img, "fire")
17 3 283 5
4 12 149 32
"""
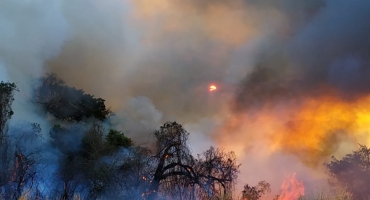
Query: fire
278 173 304 200
274 94 370 164
215 92 370 165
209 85 217 92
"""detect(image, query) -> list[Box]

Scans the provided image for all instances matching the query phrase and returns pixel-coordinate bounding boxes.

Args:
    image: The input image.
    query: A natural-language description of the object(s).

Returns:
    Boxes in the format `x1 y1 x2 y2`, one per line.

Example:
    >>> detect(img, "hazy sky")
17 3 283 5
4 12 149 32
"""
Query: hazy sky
2 0 370 196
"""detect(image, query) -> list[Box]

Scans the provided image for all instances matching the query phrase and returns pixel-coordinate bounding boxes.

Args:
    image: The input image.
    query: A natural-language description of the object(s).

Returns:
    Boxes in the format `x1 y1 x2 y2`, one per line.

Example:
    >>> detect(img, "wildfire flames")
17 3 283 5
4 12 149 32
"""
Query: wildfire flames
278 173 304 200
275 93 370 164
216 92 370 165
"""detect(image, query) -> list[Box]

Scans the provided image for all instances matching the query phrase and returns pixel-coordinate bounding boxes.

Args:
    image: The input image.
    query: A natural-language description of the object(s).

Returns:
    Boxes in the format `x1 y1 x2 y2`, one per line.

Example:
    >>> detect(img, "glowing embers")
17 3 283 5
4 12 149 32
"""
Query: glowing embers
209 84 217 92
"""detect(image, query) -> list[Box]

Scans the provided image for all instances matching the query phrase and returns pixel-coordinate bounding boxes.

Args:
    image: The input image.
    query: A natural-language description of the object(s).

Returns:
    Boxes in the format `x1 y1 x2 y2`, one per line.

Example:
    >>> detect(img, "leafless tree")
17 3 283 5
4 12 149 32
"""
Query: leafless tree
146 122 240 200
0 122 42 199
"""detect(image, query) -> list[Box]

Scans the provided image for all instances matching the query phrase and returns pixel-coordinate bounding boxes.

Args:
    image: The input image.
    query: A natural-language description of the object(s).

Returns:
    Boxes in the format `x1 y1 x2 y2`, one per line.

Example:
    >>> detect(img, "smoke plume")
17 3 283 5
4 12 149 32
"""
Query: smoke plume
2 0 370 197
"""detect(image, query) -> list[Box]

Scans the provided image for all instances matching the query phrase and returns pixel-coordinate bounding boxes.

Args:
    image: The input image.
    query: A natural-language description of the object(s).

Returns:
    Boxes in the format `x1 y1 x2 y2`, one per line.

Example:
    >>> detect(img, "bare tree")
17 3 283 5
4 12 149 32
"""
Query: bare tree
194 147 239 200
146 122 240 200
0 122 42 199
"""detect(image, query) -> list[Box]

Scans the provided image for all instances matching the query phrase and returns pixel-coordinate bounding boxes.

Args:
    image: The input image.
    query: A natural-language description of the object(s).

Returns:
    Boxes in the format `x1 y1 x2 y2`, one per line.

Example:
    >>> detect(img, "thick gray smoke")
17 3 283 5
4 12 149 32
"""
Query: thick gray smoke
0 0 70 131
3 0 370 197
236 0 370 109
0 0 69 88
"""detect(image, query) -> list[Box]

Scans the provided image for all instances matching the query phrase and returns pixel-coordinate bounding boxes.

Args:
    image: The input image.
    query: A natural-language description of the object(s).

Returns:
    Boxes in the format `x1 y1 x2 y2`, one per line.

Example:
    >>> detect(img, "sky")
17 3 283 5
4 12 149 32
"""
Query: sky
1 0 370 197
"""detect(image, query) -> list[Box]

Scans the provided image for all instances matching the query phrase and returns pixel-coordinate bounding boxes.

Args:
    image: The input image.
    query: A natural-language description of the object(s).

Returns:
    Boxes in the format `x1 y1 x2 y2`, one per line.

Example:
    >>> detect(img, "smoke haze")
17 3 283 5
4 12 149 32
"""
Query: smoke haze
2 0 370 197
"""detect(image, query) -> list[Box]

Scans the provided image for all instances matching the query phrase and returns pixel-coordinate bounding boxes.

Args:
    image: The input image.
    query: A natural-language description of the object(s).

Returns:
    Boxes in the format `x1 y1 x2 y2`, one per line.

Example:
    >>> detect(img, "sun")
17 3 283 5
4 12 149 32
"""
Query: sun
209 85 217 92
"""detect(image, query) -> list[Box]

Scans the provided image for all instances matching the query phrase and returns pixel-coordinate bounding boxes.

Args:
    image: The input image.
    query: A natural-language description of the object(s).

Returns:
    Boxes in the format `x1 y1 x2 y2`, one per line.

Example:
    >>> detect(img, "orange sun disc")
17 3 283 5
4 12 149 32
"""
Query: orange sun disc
209 85 217 92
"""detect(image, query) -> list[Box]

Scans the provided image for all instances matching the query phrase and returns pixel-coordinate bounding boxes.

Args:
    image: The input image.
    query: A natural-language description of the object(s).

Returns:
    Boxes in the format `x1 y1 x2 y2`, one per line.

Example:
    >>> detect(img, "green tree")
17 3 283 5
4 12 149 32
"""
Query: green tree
105 129 133 151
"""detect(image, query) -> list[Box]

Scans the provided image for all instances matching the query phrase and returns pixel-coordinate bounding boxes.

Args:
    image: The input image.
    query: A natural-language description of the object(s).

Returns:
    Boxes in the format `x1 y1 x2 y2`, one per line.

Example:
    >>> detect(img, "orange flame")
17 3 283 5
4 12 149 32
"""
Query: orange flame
279 173 304 200
215 93 370 165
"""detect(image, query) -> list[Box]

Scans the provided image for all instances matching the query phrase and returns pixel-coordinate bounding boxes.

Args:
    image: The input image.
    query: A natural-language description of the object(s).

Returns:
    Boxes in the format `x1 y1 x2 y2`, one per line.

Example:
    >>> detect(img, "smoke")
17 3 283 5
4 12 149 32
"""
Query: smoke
0 0 70 139
0 2 72 197
223 0 370 195
0 63 9 82
2 0 370 197
232 0 370 157
112 96 163 145
0 0 69 91
46 0 264 120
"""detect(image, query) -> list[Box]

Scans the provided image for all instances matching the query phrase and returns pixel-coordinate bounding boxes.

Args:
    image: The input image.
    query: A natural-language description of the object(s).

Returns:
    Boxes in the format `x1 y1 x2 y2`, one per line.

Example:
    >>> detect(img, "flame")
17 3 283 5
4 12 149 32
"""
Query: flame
278 173 304 200
275 94 370 164
209 85 217 92
215 92 370 165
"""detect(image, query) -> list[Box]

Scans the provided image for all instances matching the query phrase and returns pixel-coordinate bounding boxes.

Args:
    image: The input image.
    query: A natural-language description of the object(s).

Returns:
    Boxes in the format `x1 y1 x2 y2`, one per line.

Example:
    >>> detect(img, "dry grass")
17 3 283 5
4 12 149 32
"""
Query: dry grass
298 189 370 200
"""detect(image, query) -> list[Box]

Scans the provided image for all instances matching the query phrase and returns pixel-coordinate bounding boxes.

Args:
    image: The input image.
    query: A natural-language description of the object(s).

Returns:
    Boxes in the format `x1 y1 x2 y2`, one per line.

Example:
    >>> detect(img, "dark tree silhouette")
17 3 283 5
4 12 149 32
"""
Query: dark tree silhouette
50 122 138 199
241 181 271 200
0 121 42 199
105 129 133 152
34 74 111 122
0 82 17 139
0 80 249 199
325 144 370 199
146 122 240 200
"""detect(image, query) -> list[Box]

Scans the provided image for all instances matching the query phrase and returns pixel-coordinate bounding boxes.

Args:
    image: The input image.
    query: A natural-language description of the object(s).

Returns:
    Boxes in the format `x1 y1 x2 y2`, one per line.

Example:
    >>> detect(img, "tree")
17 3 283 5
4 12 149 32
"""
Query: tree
146 122 240 200
193 147 239 200
325 144 370 199
34 74 111 122
241 181 271 200
111 146 151 199
0 82 17 140
50 123 138 199
105 129 133 152
0 122 43 199
49 124 97 199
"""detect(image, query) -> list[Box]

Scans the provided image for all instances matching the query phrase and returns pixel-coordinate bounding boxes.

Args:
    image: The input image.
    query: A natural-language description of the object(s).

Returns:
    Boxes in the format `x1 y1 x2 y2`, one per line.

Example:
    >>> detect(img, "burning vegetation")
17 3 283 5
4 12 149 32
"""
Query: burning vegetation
2 0 370 199
0 78 241 199
0 75 369 199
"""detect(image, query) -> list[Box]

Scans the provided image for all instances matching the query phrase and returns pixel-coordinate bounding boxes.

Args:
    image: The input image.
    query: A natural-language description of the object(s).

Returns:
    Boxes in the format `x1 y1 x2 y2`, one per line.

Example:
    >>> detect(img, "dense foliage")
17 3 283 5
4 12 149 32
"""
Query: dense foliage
34 74 111 122
0 82 17 138
325 144 370 199
0 80 245 200
5 76 368 200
